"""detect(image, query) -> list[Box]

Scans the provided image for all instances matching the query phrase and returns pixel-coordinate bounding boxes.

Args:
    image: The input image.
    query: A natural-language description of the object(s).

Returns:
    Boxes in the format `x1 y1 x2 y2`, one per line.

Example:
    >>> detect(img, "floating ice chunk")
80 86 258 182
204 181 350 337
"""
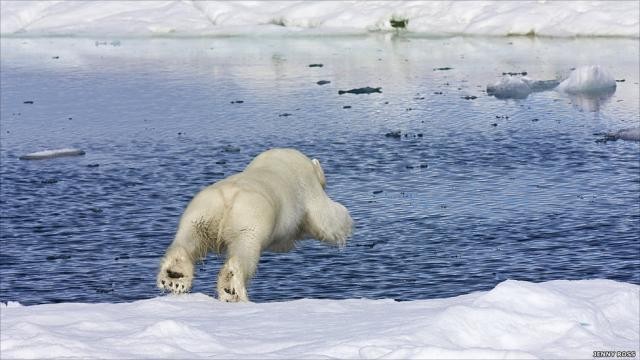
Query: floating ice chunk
615 127 640 141
487 76 531 99
557 65 616 94
523 78 560 92
19 148 85 160
602 127 640 142
488 75 562 100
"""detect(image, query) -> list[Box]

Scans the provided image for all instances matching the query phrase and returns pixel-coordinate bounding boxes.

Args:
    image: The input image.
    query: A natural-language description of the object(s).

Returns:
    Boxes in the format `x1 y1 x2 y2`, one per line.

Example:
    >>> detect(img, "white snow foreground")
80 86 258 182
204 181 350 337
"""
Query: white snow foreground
1 1 638 38
1 280 638 359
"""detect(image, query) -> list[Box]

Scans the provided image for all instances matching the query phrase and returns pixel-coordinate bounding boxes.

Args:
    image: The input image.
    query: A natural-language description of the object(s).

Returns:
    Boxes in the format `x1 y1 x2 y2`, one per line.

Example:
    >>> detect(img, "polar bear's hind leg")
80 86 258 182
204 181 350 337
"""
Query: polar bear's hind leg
157 245 196 294
216 194 273 302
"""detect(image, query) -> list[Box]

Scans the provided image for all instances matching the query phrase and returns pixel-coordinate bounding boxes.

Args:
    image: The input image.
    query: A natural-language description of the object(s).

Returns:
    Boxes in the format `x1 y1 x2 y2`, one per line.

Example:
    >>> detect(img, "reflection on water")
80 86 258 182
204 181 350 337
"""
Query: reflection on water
1 36 639 305
566 88 617 112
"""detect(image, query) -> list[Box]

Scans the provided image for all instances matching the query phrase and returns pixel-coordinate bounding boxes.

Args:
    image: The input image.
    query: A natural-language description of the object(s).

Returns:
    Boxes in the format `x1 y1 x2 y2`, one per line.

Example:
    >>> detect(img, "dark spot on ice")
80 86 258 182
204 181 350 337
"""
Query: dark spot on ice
23 101 34 104
317 80 331 85
342 105 352 109
279 113 292 117
463 95 477 100
502 71 527 76
308 64 323 67
52 56 59 59
532 118 539 122
373 190 383 194
87 163 99 167
433 67 453 71
615 79 625 82
215 160 226 164
433 91 443 95
230 100 244 104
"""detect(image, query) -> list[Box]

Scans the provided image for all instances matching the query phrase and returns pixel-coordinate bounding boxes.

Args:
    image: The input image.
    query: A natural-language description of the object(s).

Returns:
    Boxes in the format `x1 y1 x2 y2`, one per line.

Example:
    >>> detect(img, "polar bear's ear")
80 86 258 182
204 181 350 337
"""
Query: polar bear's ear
311 158 326 189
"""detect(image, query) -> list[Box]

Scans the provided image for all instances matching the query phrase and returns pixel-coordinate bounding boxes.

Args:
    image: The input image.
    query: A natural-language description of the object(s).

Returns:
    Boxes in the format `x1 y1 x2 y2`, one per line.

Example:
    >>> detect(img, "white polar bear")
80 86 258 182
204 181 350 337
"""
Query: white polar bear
157 148 353 302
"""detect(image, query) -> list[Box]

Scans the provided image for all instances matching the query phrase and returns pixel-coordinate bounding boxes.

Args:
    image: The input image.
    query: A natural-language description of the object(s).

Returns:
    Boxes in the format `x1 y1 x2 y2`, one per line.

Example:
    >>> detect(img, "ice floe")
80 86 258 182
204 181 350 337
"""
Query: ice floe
557 65 617 94
18 148 86 160
487 76 560 99
599 127 640 142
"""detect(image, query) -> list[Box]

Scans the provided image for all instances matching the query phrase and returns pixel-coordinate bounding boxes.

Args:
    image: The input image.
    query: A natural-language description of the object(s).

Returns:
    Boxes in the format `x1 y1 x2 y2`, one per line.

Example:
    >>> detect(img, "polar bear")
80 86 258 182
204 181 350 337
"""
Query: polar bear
157 148 353 302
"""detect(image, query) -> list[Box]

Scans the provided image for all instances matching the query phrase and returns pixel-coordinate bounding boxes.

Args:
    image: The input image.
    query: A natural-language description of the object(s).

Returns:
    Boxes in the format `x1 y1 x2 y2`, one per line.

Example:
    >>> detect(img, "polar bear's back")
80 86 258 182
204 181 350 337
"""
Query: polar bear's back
181 148 323 253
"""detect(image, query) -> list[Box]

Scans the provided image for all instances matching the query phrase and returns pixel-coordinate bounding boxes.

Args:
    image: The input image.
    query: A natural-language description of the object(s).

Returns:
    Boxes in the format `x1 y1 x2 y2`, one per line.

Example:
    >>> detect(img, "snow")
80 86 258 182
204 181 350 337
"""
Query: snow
557 65 617 94
1 1 638 38
2 279 638 359
18 148 85 160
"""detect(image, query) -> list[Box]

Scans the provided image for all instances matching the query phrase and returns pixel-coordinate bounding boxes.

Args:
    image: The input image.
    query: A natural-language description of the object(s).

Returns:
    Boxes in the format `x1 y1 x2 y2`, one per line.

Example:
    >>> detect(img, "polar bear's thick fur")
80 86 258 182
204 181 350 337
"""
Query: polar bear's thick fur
157 148 353 302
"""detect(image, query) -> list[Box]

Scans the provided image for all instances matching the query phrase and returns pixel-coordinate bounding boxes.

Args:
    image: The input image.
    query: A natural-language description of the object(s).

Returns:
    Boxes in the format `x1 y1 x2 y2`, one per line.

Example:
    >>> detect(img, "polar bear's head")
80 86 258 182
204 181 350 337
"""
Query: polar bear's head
311 158 326 189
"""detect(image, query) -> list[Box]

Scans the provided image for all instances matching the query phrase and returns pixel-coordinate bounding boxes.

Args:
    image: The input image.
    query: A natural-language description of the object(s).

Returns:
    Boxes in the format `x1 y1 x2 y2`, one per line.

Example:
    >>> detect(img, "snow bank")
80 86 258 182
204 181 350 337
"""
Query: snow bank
558 65 617 94
1 279 638 359
1 1 638 38
18 148 85 160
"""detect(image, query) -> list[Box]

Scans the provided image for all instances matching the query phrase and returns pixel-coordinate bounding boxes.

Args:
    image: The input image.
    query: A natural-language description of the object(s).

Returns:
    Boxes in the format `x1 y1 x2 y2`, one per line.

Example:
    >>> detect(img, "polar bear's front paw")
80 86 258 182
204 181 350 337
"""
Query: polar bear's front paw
157 253 194 294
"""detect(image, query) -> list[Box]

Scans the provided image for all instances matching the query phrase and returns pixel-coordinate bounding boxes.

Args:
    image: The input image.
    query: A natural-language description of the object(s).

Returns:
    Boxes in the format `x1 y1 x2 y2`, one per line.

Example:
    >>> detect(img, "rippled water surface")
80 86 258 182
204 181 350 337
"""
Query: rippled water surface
1 36 638 305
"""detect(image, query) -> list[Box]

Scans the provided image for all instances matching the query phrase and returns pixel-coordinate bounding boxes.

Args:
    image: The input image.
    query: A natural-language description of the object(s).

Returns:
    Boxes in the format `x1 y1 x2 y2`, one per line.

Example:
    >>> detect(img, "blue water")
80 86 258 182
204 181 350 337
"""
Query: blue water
1 36 638 305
